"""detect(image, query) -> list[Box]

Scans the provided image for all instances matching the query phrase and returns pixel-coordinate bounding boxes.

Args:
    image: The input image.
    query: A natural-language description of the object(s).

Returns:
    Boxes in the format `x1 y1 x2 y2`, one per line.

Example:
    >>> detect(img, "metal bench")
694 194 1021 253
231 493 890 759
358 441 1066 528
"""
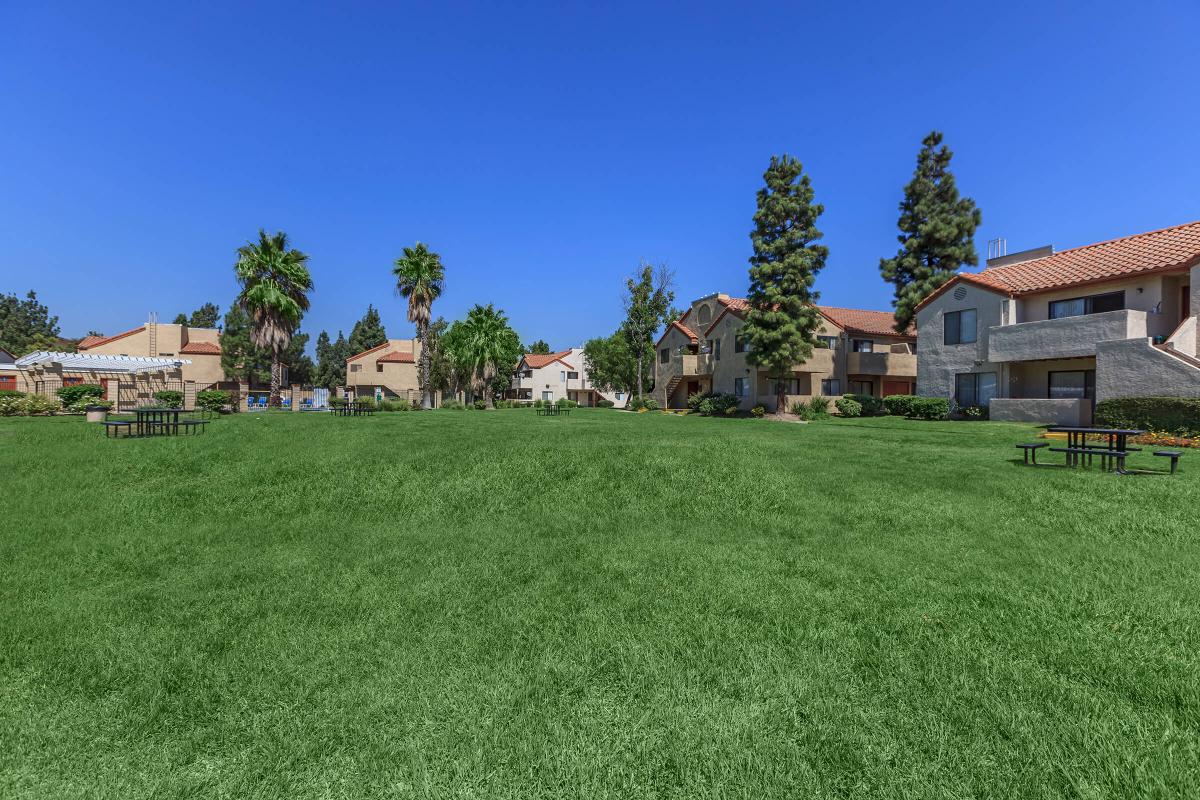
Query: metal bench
1049 446 1128 471
1154 450 1182 474
180 419 209 435
102 420 134 438
1015 442 1048 465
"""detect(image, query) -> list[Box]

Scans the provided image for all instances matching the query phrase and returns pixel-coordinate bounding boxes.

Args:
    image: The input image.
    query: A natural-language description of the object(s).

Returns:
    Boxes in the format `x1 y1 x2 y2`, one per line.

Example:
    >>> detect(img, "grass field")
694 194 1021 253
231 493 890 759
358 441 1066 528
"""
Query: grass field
1 409 1197 798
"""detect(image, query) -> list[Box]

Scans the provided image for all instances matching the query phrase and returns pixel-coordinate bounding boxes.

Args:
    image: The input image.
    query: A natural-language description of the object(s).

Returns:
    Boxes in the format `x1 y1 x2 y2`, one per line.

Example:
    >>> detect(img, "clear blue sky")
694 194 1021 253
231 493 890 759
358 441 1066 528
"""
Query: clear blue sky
3 1 1198 349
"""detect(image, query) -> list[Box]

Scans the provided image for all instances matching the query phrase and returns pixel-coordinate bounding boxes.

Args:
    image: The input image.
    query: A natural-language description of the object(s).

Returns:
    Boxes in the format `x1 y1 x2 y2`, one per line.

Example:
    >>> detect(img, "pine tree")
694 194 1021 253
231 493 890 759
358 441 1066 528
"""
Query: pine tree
348 305 387 355
741 155 828 414
219 305 270 384
525 339 552 355
880 131 982 332
0 290 61 356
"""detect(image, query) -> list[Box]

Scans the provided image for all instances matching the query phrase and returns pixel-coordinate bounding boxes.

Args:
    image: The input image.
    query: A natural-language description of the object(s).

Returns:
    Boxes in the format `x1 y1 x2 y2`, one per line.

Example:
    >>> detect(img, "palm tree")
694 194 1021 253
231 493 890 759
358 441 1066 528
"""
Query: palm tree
393 243 445 409
458 304 521 408
234 230 313 407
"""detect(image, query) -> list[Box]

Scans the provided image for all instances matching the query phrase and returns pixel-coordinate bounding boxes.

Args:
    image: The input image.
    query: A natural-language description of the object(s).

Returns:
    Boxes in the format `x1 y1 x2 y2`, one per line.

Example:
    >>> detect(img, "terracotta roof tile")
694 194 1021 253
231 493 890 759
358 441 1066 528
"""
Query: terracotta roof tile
523 350 574 369
77 325 144 349
179 341 221 355
346 341 392 362
917 220 1200 312
77 335 108 349
817 306 914 338
377 350 415 363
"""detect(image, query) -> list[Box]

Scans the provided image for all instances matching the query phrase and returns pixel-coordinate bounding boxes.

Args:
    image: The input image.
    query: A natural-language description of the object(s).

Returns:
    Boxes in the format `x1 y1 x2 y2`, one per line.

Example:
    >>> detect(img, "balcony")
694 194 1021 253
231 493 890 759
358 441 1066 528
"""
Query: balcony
987 309 1148 363
673 352 714 376
795 347 835 373
846 350 916 376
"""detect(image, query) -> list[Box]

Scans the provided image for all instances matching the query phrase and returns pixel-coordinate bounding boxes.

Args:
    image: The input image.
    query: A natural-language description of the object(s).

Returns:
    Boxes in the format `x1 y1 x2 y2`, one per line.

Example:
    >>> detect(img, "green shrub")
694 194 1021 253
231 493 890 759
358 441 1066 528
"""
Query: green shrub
789 399 810 418
723 405 738 416
330 397 347 407
196 389 230 413
532 399 544 409
809 395 831 417
473 400 488 410
882 394 918 417
355 397 377 410
844 393 884 416
379 399 412 412
441 399 466 411
687 391 708 412
152 390 184 409
835 397 863 417
0 394 60 416
629 396 659 412
688 392 737 416
908 397 950 420
56 384 104 405
597 399 614 408
750 405 766 418
0 389 25 399
555 398 578 408
1095 396 1200 437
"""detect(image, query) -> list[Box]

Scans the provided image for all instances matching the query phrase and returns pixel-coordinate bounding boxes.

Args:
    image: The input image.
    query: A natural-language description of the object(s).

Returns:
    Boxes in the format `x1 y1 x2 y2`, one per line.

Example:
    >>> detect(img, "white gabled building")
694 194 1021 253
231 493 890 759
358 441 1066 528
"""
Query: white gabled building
508 348 626 407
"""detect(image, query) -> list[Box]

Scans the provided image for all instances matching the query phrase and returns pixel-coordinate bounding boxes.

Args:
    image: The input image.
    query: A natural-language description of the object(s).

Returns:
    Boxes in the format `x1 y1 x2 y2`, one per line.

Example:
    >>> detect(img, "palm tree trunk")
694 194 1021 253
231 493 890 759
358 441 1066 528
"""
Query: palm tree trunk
270 353 282 408
418 323 432 410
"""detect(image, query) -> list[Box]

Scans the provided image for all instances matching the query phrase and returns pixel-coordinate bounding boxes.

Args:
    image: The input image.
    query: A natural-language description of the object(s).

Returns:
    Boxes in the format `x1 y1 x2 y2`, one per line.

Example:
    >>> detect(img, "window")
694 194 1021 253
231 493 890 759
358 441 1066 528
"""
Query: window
710 339 721 360
944 309 978 345
560 371 566 382
615 392 623 401
660 347 669 364
377 363 384 372
1049 291 1124 319
350 363 361 373
849 380 873 395
698 305 711 325
735 335 749 353
1048 370 1095 400
542 391 552 401
567 371 578 380
734 377 748 397
0 375 15 391
820 378 841 395
63 376 83 386
955 372 997 407
817 335 837 349
851 339 874 353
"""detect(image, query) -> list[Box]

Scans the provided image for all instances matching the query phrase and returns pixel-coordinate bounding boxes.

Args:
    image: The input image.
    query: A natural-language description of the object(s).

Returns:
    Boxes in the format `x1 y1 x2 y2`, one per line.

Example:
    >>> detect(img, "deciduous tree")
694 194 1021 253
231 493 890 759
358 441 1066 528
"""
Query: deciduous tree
621 264 674 401
0 290 60 356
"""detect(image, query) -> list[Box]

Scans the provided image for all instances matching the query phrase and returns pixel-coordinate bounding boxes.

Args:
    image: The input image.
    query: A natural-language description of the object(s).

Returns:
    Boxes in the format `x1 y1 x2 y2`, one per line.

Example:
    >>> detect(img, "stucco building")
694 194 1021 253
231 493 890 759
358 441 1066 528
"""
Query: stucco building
654 293 916 411
345 339 424 403
509 348 626 406
914 220 1200 425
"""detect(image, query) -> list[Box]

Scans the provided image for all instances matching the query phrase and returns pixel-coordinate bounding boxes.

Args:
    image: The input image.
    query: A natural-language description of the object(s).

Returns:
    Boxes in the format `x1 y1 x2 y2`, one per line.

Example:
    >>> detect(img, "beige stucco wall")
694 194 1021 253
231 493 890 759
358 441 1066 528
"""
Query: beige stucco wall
346 339 422 400
1016 273 1188 340
81 323 225 386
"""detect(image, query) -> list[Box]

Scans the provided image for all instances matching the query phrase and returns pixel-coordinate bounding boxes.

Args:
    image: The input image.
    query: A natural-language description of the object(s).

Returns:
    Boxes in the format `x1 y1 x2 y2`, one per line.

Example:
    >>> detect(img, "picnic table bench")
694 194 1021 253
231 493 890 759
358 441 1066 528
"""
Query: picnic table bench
536 405 570 417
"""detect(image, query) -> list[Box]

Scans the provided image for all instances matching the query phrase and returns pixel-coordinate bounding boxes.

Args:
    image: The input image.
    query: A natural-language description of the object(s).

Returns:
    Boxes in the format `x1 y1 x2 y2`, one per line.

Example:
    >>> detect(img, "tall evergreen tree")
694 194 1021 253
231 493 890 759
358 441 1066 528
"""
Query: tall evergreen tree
220 305 270 384
620 263 675 400
347 304 387 354
741 154 828 414
172 303 220 328
172 313 189 325
0 290 60 356
314 330 353 390
880 131 982 332
525 339 551 355
280 330 314 385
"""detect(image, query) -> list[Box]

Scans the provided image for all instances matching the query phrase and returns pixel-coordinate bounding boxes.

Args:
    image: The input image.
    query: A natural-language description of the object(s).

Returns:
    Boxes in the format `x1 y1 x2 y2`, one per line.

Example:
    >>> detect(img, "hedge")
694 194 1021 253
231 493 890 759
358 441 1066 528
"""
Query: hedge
882 394 917 417
843 393 884 416
1095 397 1200 437
908 397 950 420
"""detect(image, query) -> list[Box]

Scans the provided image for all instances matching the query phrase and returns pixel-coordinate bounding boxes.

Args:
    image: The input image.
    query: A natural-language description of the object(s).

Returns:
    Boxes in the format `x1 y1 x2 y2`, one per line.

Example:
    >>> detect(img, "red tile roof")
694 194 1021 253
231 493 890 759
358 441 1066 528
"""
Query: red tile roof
702 297 911 338
817 306 914 338
377 350 415 363
346 341 392 363
916 219 1200 311
179 340 221 355
523 350 574 369
77 325 144 350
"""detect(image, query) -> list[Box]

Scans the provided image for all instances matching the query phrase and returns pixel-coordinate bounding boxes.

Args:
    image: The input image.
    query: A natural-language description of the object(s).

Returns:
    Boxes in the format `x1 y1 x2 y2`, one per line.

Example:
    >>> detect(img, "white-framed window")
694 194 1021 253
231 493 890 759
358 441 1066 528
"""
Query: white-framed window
542 391 552 401
615 392 623 401
817 335 837 349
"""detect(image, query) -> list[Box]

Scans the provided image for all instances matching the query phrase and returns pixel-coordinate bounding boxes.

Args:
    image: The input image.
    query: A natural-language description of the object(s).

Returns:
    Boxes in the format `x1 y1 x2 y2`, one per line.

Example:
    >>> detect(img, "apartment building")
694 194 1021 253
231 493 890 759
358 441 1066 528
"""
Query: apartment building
345 339 423 403
915 220 1200 425
78 320 224 385
509 348 626 406
654 293 916 411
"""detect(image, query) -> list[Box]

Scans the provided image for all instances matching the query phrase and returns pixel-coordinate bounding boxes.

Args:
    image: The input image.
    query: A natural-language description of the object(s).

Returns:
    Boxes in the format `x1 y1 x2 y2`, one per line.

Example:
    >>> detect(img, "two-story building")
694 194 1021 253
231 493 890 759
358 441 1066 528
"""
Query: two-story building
915 220 1200 425
345 339 424 403
509 348 626 407
654 293 917 411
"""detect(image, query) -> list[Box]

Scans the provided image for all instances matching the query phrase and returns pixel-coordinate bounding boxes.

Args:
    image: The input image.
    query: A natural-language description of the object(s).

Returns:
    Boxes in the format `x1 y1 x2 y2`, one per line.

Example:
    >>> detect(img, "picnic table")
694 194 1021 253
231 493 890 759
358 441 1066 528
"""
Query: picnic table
536 405 570 417
135 406 183 436
1046 426 1145 472
329 402 374 417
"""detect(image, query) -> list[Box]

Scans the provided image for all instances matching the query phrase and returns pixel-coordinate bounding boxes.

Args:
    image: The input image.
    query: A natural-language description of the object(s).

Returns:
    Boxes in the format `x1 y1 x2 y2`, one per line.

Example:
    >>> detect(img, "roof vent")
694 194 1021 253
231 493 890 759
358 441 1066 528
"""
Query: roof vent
953 286 968 301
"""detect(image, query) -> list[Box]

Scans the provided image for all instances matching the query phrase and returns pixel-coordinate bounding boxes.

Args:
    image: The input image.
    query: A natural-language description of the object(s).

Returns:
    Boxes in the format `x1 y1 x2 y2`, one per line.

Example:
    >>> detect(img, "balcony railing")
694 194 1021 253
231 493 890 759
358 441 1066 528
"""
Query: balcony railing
845 351 916 376
987 309 1148 363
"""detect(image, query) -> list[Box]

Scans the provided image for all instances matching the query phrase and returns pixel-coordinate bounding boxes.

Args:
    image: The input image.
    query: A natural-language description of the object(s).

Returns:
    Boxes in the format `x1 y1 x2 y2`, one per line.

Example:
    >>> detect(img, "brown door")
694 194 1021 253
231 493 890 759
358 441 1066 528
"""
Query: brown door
1184 286 1191 320
882 380 910 397
686 380 699 396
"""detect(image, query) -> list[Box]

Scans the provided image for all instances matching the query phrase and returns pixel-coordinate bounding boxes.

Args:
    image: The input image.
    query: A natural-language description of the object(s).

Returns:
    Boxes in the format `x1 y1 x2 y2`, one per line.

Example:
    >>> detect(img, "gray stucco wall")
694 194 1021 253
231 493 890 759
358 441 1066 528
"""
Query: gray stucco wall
987 309 1146 362
1095 338 1200 401
990 398 1092 426
914 281 1007 399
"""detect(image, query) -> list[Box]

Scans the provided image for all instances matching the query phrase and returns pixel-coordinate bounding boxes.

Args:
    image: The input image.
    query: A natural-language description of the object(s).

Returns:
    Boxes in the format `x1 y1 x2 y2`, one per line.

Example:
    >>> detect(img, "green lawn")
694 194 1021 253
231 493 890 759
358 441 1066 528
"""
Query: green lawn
1 410 1197 798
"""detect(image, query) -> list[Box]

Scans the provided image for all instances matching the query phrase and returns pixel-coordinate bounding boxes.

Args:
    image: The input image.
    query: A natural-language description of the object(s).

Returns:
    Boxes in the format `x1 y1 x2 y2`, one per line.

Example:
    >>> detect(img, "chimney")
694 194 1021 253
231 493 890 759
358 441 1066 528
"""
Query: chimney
986 245 1054 270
